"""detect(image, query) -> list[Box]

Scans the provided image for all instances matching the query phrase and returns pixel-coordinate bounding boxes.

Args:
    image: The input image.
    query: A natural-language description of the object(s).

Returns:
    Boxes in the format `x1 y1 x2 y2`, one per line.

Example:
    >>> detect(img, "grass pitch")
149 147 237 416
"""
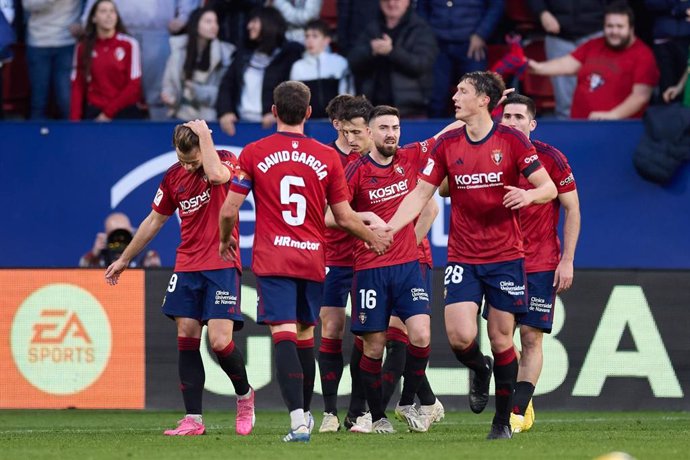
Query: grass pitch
1 410 688 460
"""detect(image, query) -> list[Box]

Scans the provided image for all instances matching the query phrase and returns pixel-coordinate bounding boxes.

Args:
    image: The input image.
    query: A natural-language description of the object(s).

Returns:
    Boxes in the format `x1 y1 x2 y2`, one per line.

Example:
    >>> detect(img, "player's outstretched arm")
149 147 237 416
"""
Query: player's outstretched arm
330 201 392 255
503 168 557 210
105 210 169 285
554 189 581 292
184 119 231 185
414 196 439 245
388 180 438 235
324 207 385 229
219 190 245 261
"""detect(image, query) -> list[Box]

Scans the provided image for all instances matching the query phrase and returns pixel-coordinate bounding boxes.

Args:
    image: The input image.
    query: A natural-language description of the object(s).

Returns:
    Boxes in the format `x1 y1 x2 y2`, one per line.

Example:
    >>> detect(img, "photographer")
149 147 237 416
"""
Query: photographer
79 212 161 268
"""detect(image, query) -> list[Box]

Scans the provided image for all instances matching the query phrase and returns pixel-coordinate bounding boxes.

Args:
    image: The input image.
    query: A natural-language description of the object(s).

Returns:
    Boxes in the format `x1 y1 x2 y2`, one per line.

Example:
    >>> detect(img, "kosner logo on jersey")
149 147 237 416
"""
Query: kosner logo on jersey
368 179 409 203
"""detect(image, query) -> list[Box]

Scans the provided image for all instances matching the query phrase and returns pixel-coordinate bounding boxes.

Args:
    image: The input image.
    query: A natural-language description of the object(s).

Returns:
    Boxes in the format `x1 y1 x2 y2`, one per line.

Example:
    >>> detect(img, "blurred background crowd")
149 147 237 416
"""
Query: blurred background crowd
0 0 687 128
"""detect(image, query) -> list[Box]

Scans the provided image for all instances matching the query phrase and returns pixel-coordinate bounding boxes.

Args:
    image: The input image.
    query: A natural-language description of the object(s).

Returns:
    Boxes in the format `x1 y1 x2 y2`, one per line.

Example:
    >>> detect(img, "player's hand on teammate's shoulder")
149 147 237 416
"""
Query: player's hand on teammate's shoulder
104 259 127 286
184 119 212 136
219 236 238 262
502 185 533 210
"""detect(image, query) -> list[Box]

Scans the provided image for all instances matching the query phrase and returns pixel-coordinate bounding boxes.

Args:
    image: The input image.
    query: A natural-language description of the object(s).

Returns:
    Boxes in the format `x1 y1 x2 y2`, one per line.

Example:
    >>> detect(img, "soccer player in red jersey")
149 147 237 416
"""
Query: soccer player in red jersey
500 94 580 433
342 105 435 434
388 71 557 439
104 120 255 437
218 81 391 442
319 96 376 432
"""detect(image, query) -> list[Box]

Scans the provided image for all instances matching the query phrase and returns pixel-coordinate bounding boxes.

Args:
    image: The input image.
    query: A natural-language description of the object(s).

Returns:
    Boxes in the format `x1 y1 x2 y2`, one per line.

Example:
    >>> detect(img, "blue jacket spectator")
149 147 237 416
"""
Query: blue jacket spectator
417 0 504 117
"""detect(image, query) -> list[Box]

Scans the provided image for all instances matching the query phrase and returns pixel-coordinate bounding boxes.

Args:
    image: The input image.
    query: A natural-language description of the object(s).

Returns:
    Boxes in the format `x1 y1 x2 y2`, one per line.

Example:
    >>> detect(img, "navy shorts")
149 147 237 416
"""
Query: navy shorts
351 261 430 334
391 263 433 320
322 266 354 308
444 259 528 314
256 276 323 326
162 268 244 329
516 271 556 333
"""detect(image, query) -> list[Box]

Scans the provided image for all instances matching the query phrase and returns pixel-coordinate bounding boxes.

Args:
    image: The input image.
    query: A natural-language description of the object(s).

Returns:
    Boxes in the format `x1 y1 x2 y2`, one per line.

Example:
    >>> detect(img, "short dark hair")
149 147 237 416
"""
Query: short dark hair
458 71 506 112
305 19 331 37
369 105 400 123
502 93 536 119
172 125 199 154
340 96 374 123
273 81 311 125
325 94 354 121
605 1 635 27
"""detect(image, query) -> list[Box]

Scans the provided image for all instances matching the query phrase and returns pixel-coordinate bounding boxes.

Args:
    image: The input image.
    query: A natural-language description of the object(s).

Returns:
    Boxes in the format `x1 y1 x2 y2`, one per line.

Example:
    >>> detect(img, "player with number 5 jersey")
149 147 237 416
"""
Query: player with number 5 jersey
219 81 391 443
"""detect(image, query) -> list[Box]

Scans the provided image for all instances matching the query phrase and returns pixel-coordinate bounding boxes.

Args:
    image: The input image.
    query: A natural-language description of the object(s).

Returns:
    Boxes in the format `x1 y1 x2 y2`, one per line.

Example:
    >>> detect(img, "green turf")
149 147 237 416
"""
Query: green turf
1 410 688 460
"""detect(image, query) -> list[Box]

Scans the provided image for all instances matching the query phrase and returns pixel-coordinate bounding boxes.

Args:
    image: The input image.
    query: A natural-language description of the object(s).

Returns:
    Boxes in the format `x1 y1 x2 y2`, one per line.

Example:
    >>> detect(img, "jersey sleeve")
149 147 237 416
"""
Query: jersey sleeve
326 156 350 205
229 145 254 195
416 137 436 172
633 45 660 86
514 135 543 178
420 138 448 186
570 38 592 64
218 150 237 177
152 175 176 216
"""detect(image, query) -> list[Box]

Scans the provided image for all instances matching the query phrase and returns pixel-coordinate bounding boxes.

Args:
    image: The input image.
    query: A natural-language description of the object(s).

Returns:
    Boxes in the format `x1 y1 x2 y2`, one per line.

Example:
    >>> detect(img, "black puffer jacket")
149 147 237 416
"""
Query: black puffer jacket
347 7 437 117
527 0 607 41
216 41 304 119
634 104 690 184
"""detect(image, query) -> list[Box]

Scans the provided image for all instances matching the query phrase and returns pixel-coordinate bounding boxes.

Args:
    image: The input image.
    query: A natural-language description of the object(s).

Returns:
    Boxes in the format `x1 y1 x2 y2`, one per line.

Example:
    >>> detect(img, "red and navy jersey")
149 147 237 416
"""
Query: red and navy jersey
229 132 350 282
70 33 142 120
325 141 361 267
152 150 241 273
519 139 577 273
345 140 431 271
422 123 542 264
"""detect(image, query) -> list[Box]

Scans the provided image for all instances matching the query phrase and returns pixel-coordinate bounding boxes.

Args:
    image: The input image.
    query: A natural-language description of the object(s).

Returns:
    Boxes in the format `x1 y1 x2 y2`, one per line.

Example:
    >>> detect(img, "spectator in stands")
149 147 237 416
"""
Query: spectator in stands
23 0 81 119
270 0 322 44
417 0 504 118
81 0 200 120
528 2 659 119
80 212 160 268
337 0 378 56
206 0 262 49
0 0 23 119
347 0 437 118
526 0 605 118
644 0 690 103
70 0 144 120
216 6 303 136
161 7 235 121
289 19 351 118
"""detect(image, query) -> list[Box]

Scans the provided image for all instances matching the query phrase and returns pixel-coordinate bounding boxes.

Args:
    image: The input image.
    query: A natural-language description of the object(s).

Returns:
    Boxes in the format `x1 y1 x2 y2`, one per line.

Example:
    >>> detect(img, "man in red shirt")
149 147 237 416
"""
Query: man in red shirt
500 93 580 433
218 81 391 442
528 3 659 119
388 71 557 439
104 120 255 437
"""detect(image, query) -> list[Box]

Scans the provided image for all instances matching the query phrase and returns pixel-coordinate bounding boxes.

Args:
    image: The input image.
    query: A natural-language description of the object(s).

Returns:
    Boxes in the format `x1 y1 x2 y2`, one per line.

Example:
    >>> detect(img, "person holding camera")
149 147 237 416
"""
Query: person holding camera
79 212 161 268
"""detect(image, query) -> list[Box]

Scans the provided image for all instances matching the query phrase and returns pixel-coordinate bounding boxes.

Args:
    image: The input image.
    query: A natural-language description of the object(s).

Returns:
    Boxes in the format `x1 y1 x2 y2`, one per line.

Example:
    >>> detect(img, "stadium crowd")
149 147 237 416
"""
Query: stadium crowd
1 0 688 122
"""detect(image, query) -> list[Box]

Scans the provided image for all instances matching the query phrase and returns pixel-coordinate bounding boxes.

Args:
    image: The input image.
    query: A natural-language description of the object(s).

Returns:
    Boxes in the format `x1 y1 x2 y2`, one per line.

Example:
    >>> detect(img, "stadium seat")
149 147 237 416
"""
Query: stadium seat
521 38 555 112
1 44 30 118
505 0 538 33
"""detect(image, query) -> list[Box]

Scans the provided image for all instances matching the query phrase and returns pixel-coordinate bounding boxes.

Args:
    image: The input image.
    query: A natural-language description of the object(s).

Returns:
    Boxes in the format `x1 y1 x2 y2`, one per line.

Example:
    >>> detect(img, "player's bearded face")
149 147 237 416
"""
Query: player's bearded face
371 115 400 158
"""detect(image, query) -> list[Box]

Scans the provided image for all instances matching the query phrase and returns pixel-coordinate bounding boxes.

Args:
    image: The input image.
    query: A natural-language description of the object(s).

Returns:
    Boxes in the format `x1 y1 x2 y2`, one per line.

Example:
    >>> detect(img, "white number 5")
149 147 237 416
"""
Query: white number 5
280 175 306 226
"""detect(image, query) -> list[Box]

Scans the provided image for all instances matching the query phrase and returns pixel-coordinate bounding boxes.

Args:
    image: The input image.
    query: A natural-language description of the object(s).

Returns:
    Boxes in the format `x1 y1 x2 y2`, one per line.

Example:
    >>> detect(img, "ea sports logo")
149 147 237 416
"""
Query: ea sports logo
10 284 112 395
